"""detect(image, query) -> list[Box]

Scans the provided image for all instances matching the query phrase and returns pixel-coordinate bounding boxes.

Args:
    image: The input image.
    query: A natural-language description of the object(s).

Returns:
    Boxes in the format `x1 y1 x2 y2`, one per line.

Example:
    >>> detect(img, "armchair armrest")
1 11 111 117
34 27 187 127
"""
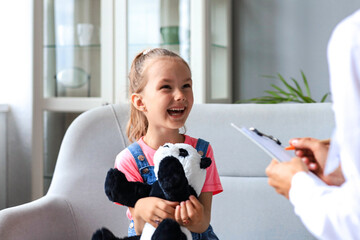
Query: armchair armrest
0 195 77 240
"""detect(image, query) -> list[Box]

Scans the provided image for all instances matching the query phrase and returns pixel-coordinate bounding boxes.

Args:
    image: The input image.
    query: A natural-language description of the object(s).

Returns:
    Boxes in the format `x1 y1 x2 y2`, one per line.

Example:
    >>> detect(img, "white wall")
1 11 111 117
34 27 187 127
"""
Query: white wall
232 0 360 102
0 1 33 207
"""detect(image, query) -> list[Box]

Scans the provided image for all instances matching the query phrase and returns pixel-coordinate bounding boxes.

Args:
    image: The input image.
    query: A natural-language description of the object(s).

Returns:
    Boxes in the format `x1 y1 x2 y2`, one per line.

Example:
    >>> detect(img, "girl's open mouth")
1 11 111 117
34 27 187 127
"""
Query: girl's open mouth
167 107 186 116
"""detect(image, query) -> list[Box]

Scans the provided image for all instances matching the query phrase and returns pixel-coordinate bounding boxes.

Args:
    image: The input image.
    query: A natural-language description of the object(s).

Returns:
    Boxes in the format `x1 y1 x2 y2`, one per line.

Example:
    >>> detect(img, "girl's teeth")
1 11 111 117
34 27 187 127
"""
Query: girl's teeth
168 108 185 115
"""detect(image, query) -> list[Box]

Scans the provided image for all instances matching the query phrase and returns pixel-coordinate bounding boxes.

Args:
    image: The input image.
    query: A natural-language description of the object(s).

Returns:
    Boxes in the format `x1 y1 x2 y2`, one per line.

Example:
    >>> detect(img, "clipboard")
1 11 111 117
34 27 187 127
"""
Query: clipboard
231 123 293 162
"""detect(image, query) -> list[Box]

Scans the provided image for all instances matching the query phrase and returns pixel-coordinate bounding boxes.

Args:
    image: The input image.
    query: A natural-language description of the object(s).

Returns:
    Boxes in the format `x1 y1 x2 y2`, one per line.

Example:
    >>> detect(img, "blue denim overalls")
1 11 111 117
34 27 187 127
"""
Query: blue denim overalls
127 139 219 240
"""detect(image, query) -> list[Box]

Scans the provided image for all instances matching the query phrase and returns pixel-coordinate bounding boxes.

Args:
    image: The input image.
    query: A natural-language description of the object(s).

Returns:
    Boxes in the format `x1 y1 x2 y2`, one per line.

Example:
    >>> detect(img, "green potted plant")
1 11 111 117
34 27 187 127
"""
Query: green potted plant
240 71 330 104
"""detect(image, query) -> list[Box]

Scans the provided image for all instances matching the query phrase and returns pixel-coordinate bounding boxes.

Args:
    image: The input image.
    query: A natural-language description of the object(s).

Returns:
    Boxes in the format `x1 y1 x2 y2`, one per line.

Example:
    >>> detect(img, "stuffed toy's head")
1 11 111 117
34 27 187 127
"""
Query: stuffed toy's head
154 143 211 197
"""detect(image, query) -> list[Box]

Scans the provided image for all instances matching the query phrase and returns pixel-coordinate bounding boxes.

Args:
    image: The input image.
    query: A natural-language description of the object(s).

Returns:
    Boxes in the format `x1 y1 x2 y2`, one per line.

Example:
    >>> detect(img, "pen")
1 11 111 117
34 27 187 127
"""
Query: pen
285 145 295 150
285 139 331 150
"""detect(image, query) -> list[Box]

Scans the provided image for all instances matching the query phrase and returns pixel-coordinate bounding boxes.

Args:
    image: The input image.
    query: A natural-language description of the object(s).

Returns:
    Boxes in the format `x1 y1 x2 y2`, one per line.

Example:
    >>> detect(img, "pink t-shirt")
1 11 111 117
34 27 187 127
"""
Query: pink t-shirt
114 135 223 219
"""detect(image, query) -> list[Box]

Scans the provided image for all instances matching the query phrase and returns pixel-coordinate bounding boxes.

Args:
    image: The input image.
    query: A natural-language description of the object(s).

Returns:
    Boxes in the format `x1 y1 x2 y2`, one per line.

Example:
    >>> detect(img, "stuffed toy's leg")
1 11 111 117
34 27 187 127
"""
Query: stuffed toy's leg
92 227 140 240
105 168 152 207
151 219 189 240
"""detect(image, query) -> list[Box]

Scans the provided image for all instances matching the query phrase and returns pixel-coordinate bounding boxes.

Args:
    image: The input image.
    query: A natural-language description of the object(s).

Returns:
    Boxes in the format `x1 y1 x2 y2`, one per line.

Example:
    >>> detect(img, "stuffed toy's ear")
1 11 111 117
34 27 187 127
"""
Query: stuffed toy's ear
200 157 212 169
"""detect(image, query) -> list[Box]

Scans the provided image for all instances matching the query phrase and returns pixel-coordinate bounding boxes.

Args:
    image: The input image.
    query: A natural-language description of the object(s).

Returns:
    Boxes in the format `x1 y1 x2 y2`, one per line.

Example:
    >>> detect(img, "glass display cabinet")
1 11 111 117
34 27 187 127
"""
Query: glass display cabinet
128 0 190 65
191 0 232 103
33 0 231 197
34 0 113 196
0 105 9 209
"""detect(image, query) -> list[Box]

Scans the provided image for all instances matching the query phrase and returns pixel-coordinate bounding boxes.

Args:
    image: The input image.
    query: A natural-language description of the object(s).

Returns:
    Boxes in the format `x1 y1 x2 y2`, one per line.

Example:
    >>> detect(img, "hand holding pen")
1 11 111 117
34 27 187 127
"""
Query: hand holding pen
285 138 330 170
285 138 344 186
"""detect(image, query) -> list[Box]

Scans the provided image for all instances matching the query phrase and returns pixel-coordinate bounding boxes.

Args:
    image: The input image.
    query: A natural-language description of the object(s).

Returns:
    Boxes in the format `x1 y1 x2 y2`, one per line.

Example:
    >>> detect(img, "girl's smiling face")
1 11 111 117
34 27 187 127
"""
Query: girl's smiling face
133 56 193 133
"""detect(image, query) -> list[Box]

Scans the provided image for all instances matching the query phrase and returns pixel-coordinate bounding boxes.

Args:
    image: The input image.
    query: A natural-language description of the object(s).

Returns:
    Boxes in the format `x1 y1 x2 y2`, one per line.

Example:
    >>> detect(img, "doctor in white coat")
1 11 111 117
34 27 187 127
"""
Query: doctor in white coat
266 9 360 240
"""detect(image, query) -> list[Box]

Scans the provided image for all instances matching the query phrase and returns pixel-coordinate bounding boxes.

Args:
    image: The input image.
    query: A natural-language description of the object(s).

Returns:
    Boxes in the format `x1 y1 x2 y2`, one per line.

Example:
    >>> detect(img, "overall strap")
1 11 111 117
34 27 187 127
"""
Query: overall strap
128 142 150 169
127 142 156 184
195 138 209 158
192 139 219 239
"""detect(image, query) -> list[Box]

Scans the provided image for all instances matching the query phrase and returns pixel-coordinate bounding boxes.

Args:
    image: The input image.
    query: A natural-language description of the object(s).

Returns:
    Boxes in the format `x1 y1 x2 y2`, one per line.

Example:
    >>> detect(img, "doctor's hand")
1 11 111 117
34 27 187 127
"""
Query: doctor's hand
290 138 330 172
290 137 344 186
266 157 307 199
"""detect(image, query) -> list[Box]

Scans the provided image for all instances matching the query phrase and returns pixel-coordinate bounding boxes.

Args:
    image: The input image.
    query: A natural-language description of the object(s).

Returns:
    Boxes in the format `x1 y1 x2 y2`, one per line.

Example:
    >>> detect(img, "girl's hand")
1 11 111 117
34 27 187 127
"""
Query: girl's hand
134 197 179 229
175 195 204 226
175 193 212 233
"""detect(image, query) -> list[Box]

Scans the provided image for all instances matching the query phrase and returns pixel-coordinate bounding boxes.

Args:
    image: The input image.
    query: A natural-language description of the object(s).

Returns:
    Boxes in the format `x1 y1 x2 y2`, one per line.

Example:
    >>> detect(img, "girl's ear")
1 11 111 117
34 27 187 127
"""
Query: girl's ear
131 93 147 112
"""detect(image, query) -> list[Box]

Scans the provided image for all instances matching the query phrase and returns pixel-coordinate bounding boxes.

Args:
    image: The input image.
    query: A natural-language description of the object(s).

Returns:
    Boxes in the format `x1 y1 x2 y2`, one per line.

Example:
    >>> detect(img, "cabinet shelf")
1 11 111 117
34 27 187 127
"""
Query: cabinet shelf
44 44 101 49
128 43 181 47
211 43 227 49
42 97 106 112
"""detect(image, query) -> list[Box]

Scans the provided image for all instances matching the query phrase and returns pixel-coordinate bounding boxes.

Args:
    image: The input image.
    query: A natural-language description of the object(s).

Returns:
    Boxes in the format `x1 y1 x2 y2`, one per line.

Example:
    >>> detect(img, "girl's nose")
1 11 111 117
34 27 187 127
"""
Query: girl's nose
175 89 186 101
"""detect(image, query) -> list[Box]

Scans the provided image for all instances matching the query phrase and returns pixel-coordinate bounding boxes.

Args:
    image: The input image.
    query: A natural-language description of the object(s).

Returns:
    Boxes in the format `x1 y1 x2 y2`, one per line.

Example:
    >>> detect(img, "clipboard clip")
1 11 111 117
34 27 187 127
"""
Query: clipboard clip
249 127 282 145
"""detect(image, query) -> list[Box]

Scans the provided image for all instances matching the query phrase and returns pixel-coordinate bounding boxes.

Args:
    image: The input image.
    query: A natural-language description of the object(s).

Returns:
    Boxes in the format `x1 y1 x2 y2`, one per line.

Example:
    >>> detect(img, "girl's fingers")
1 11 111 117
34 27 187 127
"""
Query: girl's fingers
164 200 180 207
156 200 178 217
185 202 196 220
180 201 189 221
149 215 162 228
176 202 191 225
175 205 181 221
188 195 200 207
186 196 199 214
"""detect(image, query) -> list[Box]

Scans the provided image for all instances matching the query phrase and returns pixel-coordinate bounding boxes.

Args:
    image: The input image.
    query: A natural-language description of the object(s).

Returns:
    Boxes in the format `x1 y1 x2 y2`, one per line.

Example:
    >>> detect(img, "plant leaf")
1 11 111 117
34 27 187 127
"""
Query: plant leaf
270 84 294 97
301 70 312 97
277 73 298 96
291 78 303 95
248 94 304 104
277 74 305 100
247 96 283 103
320 93 330 102
278 74 318 103
240 71 330 104
265 90 282 98
302 96 316 103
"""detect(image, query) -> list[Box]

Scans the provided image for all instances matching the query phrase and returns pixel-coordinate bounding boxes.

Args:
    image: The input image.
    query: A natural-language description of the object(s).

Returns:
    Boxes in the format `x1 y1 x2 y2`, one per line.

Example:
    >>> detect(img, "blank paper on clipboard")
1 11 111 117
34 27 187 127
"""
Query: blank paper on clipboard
231 123 292 162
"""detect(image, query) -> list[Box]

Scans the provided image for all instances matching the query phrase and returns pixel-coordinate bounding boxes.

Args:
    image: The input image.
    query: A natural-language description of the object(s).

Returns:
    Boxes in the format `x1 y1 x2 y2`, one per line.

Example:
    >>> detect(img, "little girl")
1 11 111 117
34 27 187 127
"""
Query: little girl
114 48 223 239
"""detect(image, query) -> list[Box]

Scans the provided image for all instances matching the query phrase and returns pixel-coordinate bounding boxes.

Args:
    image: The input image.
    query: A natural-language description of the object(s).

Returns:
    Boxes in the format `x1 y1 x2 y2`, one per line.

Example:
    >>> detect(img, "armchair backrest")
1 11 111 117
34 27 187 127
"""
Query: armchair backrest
47 104 131 239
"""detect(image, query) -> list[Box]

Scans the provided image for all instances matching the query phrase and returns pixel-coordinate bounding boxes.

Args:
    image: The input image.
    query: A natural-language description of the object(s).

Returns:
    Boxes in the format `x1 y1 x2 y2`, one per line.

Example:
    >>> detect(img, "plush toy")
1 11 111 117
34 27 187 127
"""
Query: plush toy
92 143 212 240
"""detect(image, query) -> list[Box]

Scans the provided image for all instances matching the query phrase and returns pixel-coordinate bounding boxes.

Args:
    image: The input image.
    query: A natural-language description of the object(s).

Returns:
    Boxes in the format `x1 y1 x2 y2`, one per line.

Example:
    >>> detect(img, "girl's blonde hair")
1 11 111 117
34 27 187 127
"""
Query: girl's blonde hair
126 48 190 142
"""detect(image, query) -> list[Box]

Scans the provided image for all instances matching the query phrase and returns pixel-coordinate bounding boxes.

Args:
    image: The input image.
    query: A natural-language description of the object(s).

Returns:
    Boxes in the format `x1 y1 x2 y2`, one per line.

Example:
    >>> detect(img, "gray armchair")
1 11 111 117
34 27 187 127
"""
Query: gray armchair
0 104 130 240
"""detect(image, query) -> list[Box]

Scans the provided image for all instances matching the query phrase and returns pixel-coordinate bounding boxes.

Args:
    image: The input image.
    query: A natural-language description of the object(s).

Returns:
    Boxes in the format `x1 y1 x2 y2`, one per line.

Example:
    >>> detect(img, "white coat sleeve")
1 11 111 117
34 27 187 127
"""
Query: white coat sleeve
289 9 360 240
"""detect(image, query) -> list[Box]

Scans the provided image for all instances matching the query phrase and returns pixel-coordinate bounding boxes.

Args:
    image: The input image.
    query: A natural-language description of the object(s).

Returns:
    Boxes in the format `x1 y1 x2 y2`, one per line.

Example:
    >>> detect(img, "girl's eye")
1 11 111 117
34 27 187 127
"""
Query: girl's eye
160 85 171 90
183 84 191 89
